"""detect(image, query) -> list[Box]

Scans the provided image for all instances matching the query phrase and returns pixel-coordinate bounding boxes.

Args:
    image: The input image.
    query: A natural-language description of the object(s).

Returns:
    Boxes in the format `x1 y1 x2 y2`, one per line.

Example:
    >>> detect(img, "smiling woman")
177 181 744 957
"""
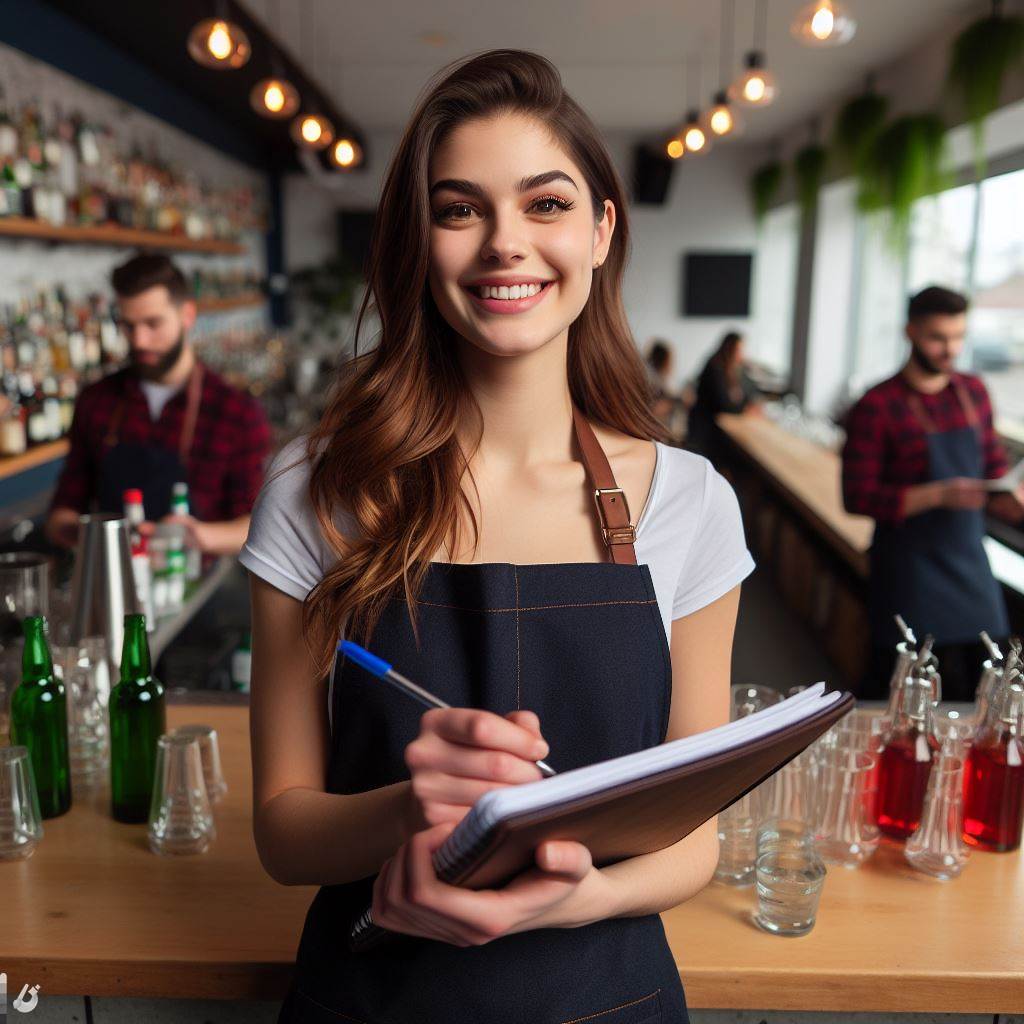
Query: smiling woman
243 47 752 1024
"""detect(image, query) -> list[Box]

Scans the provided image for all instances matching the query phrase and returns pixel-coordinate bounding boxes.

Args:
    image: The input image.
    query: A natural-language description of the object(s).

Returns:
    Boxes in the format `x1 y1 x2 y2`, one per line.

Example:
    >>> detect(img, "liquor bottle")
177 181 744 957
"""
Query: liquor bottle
963 680 1024 852
109 613 166 823
876 673 939 840
170 481 202 581
10 616 72 818
231 631 252 693
123 487 146 546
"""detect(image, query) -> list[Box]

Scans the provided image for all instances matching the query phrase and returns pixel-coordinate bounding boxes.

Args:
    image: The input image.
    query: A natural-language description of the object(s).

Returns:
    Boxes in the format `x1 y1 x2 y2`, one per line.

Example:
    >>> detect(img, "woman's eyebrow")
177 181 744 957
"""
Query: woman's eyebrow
429 169 579 198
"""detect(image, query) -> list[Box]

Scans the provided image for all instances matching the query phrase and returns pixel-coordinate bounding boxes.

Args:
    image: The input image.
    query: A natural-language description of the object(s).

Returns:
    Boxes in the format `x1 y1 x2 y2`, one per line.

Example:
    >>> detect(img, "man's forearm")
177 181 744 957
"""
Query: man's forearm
201 515 251 555
901 481 943 518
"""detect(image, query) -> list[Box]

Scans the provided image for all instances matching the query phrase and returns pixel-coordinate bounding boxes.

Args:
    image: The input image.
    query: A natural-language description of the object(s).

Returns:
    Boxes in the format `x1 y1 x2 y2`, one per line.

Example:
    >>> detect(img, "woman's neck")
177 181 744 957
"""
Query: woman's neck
456 331 575 471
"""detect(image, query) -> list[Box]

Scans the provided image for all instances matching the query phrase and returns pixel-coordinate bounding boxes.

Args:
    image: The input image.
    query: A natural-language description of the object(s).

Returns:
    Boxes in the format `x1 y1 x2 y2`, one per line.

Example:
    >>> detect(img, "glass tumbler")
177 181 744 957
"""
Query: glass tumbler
172 724 228 803
753 824 827 936
815 748 880 867
905 752 970 879
147 734 216 855
0 745 45 860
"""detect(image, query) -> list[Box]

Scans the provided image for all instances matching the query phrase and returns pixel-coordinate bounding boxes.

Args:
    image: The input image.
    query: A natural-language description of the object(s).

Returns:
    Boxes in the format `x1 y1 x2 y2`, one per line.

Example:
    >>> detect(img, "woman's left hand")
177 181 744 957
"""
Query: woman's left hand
370 822 619 946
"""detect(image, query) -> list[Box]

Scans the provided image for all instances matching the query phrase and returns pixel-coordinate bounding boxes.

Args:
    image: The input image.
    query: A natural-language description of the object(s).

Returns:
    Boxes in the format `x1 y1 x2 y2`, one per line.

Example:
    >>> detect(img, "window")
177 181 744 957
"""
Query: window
971 166 1024 433
751 202 799 378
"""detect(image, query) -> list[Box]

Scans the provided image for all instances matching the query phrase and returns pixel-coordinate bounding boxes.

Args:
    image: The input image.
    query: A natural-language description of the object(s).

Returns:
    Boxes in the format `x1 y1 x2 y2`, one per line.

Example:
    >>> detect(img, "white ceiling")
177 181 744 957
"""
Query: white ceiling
241 0 982 143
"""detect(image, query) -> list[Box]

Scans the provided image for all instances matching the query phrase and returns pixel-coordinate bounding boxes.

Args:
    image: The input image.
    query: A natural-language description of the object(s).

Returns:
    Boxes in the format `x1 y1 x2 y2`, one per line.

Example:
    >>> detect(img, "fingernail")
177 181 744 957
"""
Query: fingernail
533 741 548 758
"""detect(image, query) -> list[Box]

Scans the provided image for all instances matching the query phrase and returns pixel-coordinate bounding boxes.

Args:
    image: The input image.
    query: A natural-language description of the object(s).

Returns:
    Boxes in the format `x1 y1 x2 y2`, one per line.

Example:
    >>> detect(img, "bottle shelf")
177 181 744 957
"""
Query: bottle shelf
0 439 69 482
195 293 266 313
0 218 246 254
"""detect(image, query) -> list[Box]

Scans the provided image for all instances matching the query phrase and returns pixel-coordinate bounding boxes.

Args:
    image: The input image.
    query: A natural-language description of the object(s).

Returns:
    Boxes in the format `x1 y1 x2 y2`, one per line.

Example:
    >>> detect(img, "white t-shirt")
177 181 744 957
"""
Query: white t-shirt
140 379 183 421
240 436 755 643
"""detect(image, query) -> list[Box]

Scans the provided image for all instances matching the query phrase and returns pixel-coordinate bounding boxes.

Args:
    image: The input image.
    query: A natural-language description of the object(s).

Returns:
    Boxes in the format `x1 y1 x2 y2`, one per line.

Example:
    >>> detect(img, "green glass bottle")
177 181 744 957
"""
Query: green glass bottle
10 615 72 818
109 613 166 823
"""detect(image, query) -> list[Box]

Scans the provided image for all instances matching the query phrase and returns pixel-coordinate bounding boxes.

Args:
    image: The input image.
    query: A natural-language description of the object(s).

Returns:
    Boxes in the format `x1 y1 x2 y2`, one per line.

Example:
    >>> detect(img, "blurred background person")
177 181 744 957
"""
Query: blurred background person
644 338 689 445
842 285 1024 700
686 330 761 464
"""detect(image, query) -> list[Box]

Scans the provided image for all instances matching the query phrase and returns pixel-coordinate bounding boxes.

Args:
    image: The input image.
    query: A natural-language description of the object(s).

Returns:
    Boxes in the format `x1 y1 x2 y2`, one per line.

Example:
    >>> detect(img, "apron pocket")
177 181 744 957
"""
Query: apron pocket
560 987 663 1024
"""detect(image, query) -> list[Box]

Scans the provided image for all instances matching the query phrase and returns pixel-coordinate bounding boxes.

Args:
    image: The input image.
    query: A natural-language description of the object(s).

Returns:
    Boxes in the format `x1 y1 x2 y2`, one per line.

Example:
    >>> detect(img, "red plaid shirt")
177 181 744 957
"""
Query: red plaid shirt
51 363 273 522
841 371 1008 525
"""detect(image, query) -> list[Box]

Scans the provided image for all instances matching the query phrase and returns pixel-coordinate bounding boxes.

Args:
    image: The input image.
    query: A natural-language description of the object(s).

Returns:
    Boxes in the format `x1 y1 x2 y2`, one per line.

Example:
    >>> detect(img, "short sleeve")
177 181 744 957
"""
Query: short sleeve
672 462 755 619
238 437 340 601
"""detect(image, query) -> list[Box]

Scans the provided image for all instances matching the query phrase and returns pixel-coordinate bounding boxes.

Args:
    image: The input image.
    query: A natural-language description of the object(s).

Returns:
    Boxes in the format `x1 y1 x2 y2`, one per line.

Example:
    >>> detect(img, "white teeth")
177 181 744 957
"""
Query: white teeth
473 282 545 299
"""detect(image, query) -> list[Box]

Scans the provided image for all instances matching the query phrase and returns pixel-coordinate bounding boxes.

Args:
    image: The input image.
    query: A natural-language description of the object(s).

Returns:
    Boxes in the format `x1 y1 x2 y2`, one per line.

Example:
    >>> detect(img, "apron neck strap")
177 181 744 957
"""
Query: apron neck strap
104 362 204 464
178 362 204 465
906 373 980 434
571 405 638 566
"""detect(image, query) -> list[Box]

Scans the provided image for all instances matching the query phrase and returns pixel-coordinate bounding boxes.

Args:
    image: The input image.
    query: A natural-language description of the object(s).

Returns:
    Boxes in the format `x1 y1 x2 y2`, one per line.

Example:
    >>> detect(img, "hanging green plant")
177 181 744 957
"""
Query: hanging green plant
750 161 783 224
794 143 828 218
832 89 889 172
948 0 1024 176
857 113 951 253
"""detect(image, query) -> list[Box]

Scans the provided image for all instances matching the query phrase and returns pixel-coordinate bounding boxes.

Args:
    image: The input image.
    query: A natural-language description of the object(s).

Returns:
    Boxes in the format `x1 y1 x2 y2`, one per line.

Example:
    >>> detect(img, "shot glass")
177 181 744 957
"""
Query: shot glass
172 724 228 803
148 734 216 856
753 827 827 937
0 746 45 860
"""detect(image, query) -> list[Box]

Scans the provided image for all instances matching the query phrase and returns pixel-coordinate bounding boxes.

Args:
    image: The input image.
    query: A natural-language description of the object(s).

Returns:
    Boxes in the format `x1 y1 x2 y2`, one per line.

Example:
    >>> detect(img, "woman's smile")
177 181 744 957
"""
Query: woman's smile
463 279 556 315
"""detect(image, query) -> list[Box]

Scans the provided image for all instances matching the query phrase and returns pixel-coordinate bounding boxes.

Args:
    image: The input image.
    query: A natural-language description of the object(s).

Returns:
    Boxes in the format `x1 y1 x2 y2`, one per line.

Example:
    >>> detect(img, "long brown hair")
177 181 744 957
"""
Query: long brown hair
301 49 668 675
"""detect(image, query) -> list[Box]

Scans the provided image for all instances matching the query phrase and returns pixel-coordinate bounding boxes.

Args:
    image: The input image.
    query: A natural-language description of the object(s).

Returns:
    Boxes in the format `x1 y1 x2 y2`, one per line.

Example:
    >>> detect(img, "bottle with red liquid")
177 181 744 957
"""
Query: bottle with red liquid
876 674 939 840
963 679 1024 852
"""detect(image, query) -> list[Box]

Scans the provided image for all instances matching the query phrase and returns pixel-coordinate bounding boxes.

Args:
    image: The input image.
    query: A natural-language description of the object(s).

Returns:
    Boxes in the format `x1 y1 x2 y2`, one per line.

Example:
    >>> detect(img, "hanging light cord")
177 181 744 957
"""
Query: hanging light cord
720 0 734 90
755 0 768 53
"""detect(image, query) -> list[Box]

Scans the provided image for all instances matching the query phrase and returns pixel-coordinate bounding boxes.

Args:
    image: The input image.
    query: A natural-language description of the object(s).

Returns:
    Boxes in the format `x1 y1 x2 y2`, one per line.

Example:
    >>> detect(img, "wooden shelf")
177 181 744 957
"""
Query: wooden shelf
195 293 266 313
0 439 69 482
0 217 246 254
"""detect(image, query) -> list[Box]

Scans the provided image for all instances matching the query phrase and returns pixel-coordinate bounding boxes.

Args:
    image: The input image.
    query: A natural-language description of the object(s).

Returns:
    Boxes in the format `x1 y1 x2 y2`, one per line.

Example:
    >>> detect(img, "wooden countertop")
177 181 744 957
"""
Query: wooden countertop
3 704 1022 1011
0 440 69 482
717 412 874 576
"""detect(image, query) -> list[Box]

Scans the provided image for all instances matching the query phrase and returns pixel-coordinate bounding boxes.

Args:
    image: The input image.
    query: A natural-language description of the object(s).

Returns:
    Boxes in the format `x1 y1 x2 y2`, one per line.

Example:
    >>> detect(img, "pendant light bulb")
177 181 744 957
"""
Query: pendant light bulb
682 110 711 155
701 90 743 139
791 0 857 47
291 113 335 150
250 77 300 119
187 17 251 70
330 136 363 170
666 137 685 160
728 52 778 108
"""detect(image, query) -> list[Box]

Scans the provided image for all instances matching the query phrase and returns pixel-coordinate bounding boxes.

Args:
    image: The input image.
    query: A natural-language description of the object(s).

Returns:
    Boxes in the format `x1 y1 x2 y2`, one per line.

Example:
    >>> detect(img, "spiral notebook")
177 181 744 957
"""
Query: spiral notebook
350 682 853 951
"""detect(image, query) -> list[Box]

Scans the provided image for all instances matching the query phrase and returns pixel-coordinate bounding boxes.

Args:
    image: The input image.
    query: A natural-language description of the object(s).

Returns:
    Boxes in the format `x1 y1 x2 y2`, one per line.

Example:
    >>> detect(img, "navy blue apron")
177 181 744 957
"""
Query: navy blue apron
95 365 203 521
278 408 689 1024
868 376 1009 648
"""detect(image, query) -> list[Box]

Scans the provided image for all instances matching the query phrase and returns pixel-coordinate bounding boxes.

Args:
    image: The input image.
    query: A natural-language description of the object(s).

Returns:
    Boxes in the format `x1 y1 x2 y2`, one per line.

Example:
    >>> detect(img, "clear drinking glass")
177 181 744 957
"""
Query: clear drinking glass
716 685 784 886
815 748 880 867
147 734 216 855
0 745 45 859
172 724 227 803
753 826 827 936
58 639 110 782
905 751 970 879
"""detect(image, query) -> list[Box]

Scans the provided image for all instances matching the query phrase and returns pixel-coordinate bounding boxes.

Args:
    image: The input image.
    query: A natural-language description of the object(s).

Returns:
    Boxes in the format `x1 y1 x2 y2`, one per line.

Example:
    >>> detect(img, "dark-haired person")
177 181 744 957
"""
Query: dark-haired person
240 50 754 1024
842 285 1024 701
686 330 761 463
645 338 686 442
44 253 272 557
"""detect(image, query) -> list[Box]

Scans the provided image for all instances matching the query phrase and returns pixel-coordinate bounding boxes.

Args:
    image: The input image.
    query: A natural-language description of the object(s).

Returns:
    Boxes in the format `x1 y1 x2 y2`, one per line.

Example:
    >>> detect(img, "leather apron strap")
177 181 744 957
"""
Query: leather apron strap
104 363 204 466
571 404 638 566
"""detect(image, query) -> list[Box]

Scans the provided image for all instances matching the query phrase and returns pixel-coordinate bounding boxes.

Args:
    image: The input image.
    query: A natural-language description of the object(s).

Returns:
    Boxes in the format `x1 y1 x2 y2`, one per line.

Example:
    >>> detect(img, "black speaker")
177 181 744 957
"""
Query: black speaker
337 208 377 276
631 144 676 205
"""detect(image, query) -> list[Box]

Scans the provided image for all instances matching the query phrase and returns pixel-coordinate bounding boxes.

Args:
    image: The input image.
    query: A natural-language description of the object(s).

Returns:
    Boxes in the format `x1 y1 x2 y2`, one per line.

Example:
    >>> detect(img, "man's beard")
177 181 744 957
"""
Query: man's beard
131 331 185 382
909 343 948 377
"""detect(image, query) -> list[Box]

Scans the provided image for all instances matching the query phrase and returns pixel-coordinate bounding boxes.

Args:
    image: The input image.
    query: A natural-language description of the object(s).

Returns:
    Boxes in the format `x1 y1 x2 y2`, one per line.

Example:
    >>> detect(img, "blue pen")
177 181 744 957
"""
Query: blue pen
338 639 557 777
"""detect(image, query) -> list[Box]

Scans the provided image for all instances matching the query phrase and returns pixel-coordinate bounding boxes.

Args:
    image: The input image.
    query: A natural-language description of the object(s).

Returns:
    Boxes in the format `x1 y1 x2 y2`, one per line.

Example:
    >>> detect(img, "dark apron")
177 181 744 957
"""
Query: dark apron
95 365 203 521
868 376 1009 647
278 408 689 1024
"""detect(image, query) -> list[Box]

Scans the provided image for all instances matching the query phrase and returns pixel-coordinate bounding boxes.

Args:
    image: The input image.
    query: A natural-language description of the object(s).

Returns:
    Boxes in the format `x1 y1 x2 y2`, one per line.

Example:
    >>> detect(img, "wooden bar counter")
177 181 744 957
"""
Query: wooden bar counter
3 703 1022 1013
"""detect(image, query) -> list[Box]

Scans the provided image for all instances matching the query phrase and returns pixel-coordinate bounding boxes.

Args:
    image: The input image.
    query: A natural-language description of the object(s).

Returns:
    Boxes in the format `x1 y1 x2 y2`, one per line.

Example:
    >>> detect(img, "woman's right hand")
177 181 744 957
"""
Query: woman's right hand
401 708 549 838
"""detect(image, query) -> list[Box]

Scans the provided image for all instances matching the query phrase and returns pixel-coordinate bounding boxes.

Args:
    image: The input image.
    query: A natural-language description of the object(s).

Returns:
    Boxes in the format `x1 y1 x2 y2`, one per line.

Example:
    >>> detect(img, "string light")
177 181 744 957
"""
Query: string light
728 0 778 108
791 0 857 47
187 10 250 70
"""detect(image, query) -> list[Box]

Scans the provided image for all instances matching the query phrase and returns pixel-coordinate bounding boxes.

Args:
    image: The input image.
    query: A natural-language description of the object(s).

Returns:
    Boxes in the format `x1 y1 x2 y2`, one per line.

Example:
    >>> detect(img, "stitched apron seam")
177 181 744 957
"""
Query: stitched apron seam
560 987 661 1023
293 986 370 1023
513 563 521 709
390 598 657 613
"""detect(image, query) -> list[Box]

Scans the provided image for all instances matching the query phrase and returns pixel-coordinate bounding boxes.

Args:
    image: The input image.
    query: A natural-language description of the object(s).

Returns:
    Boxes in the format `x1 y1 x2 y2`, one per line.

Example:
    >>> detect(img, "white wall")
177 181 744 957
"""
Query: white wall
283 128 761 389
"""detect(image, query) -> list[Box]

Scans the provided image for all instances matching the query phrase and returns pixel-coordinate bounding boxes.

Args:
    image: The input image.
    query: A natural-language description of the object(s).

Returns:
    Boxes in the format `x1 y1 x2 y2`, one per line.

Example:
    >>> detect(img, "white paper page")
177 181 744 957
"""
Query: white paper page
985 461 1024 492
